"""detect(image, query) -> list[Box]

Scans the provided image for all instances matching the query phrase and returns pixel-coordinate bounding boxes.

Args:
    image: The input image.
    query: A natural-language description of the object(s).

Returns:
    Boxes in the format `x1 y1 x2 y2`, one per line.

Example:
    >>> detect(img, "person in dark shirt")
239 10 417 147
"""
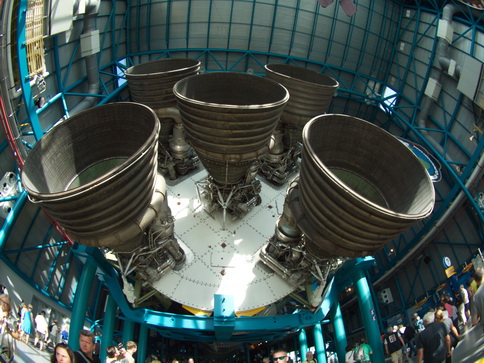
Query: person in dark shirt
384 326 405 363
73 329 101 363
403 323 417 357
415 312 451 363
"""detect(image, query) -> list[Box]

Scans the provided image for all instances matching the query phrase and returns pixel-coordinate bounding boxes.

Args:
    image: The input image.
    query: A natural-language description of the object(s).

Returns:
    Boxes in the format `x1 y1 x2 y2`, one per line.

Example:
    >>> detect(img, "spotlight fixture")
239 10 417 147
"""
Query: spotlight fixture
470 125 483 145
34 96 45 109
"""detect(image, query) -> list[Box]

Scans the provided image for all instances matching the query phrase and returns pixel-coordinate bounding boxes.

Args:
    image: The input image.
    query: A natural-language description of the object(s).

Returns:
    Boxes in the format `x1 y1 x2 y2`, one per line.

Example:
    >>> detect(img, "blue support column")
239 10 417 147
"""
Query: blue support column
100 294 117 362
122 320 135 345
330 302 347 363
214 294 236 340
17 0 44 141
137 324 148 363
354 268 384 362
245 343 250 363
194 343 199 361
365 270 384 332
313 323 326 363
0 191 27 252
298 328 308 361
68 259 97 351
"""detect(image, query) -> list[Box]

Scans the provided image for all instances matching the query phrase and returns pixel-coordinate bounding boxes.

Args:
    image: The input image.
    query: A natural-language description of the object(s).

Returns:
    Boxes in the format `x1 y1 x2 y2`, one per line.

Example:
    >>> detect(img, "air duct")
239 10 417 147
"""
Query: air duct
20 102 185 285
173 73 289 222
125 58 201 179
260 64 339 184
69 0 101 116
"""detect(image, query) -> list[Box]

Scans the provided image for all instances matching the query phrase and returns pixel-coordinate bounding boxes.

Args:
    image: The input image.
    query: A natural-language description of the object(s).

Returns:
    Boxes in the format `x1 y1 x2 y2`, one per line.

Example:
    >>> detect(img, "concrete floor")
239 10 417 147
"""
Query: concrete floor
452 323 484 363
9 339 51 363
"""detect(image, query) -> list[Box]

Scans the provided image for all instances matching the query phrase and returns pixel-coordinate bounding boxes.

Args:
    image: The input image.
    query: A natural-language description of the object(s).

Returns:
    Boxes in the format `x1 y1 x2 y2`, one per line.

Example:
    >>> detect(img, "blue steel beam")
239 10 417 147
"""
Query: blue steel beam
3 241 68 255
126 0 131 55
0 191 28 253
147 0 152 51
16 0 43 141
268 0 278 57
373 0 398 79
330 302 346 363
324 2 338 65
342 10 356 69
135 0 141 52
1 251 74 312
298 328 308 362
72 244 376 342
306 1 320 60
54 248 74 301
30 224 55 281
68 257 97 351
206 0 212 50
227 0 235 50
213 294 236 340
288 0 300 57
185 0 191 49
45 244 67 295
4 1 483 342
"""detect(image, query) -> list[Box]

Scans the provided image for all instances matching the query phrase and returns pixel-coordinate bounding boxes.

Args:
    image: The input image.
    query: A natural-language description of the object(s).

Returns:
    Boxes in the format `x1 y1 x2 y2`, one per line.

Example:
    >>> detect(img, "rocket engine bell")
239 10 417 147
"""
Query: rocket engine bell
173 72 289 224
21 103 185 298
260 114 435 307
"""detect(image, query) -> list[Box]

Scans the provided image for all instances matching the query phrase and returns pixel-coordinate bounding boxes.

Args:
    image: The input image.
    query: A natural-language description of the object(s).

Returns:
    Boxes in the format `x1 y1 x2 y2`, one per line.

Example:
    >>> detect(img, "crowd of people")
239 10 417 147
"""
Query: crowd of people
46 329 141 363
0 289 142 363
343 266 484 363
2 265 483 363
13 299 68 350
411 266 483 363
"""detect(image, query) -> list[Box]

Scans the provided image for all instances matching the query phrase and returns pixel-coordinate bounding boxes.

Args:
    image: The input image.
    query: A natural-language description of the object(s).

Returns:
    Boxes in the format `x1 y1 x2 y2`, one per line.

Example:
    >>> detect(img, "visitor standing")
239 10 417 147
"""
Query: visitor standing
34 310 48 350
20 304 34 344
74 329 101 363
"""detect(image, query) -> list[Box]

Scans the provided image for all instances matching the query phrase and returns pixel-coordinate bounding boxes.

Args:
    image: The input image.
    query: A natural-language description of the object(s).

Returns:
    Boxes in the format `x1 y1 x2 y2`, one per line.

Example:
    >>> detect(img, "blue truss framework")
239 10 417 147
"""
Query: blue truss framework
0 0 483 343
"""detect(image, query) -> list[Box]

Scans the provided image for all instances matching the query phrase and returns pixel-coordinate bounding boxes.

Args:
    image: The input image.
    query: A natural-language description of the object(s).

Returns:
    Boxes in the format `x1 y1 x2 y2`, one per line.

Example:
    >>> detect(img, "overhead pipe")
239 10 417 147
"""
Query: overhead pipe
416 3 458 157
373 3 484 286
69 0 101 116
279 5 481 298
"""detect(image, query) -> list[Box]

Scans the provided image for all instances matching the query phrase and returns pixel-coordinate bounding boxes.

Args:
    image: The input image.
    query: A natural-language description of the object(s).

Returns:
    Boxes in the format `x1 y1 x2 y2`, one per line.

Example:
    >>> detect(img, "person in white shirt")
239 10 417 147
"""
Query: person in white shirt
344 344 356 363
121 341 137 363
459 284 470 323
34 310 48 350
